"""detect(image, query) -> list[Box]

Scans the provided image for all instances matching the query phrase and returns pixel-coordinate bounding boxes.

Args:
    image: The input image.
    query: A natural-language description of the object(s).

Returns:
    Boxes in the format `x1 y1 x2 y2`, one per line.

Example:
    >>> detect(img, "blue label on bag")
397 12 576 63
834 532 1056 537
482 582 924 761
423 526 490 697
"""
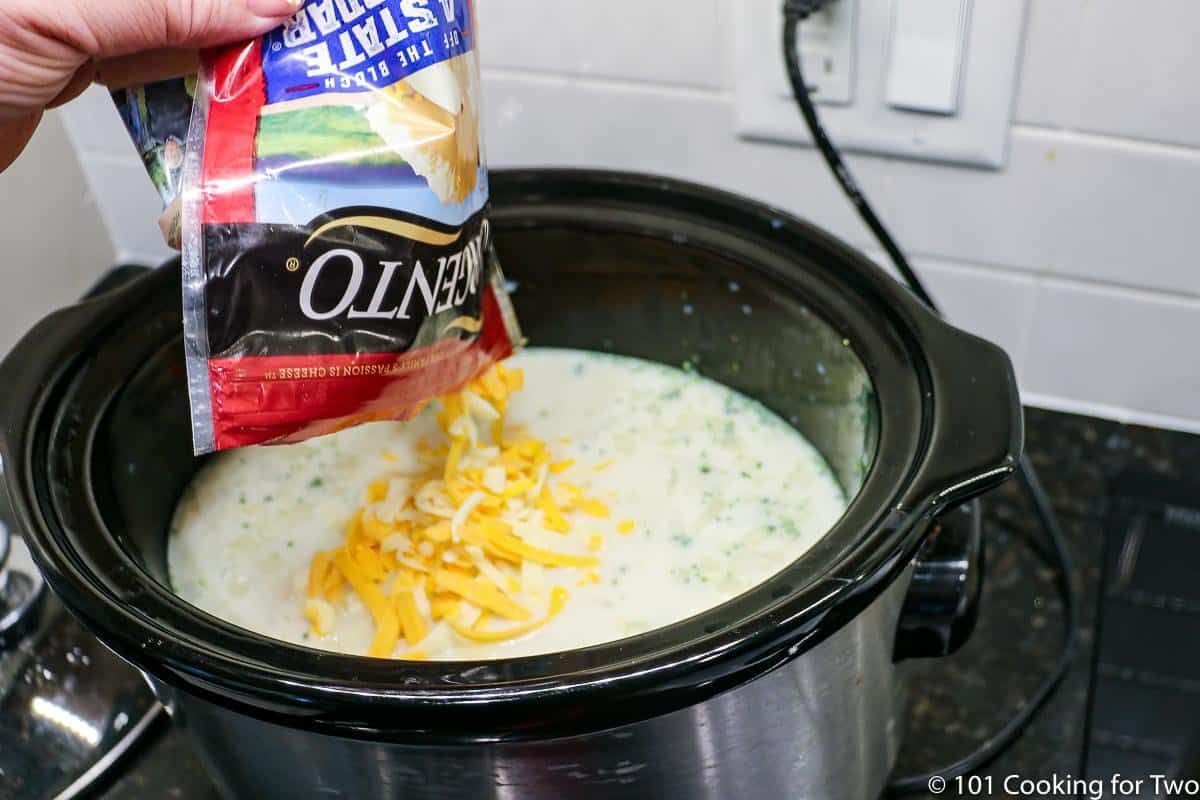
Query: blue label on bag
263 0 472 105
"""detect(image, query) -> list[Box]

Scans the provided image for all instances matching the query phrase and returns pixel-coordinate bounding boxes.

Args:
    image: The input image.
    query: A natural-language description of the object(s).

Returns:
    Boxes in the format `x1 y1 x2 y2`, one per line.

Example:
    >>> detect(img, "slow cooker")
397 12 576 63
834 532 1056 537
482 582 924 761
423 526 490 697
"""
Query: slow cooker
0 170 1020 799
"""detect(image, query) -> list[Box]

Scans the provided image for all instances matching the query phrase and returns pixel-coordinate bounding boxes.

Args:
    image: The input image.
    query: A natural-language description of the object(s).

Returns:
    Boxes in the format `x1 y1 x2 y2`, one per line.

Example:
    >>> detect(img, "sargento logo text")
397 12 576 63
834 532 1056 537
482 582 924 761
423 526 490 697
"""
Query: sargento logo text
298 219 488 323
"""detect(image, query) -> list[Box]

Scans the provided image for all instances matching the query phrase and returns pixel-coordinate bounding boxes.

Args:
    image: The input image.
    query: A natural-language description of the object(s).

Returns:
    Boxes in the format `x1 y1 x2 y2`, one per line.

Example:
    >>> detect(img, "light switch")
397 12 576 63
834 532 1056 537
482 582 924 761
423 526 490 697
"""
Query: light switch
885 0 971 115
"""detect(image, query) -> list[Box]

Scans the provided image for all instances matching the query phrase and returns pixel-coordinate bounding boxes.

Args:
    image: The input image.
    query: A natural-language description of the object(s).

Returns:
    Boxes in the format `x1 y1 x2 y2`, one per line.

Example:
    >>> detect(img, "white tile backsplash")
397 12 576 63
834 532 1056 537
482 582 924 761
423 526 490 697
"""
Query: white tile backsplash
477 0 725 89
480 73 1073 277
1015 0 1200 149
1049 131 1200 297
79 157 175 266
57 85 171 265
1066 0 1200 149
837 130 1063 275
481 71 871 242
1025 279 1200 421
0 113 114 355
50 2 1200 430
1012 0 1084 127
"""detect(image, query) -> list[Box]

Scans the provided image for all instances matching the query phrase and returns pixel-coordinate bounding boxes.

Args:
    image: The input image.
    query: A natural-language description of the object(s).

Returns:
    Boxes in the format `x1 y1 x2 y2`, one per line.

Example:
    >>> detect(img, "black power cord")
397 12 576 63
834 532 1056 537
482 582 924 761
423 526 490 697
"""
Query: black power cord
781 3 1082 793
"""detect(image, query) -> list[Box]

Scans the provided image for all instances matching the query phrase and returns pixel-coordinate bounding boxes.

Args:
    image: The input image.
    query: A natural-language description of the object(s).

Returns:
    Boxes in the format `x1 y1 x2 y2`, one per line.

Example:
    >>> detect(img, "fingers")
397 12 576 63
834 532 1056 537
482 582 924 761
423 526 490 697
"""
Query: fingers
244 0 305 18
47 61 98 109
0 112 44 173
65 0 301 59
1 0 300 174
94 49 201 90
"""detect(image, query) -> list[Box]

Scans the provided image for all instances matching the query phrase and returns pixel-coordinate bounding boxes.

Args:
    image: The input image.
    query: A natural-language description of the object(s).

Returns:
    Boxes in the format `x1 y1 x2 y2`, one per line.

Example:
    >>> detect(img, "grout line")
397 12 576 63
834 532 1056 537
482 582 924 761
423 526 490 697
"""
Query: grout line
1021 391 1200 436
860 249 1035 284
999 264 1200 305
477 71 1200 161
1012 123 1200 161
482 67 732 101
859 247 1200 305
1035 273 1200 306
1012 268 1039 384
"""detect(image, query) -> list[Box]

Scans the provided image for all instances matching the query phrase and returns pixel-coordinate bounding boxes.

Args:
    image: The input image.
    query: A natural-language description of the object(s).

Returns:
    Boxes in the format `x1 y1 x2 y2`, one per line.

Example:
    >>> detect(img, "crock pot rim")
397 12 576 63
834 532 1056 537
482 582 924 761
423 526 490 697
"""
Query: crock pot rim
1 168 1021 741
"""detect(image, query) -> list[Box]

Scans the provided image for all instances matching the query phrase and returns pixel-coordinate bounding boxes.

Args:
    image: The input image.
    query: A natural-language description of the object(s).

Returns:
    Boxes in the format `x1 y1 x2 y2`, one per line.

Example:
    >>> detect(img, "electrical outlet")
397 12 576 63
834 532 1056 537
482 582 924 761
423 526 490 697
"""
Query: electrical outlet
778 0 857 106
735 0 1028 168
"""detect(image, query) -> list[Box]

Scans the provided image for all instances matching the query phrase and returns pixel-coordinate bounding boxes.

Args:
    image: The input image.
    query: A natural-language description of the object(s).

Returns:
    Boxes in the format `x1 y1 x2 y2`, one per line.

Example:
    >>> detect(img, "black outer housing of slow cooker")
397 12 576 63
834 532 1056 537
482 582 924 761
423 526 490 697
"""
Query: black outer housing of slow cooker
0 169 1022 744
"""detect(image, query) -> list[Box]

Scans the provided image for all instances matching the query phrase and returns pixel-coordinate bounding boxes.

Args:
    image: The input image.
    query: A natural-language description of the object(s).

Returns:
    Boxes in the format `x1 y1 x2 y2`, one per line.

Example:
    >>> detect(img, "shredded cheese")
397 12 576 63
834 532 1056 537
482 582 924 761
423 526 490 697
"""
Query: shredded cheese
482 466 507 494
301 363 633 658
304 598 335 637
448 587 570 642
463 390 500 421
451 491 487 539
575 497 611 519
368 606 400 657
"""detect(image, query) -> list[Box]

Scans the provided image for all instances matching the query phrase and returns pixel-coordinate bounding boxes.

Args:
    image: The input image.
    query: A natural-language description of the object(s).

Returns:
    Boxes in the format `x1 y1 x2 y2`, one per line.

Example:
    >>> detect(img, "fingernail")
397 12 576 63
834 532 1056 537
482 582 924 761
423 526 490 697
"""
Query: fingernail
245 0 302 17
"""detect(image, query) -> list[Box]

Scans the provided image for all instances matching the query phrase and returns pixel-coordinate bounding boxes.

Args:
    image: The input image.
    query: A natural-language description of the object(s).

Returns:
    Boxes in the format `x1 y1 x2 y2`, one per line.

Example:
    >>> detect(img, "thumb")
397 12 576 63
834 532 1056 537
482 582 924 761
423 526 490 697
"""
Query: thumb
63 0 301 58
0 0 299 169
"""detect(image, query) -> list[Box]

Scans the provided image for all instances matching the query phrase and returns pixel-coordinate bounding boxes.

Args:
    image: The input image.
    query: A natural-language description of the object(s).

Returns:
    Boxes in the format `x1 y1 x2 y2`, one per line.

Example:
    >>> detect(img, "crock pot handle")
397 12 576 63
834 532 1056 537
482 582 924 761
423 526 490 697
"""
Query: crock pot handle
83 264 154 298
889 320 1015 661
899 318 1023 517
0 267 149 648
894 501 983 661
0 265 153 459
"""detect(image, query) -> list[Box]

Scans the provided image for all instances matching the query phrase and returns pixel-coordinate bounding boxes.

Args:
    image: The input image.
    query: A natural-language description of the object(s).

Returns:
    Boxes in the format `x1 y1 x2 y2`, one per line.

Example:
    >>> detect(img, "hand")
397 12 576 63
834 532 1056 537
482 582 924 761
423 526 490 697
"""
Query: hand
0 0 301 170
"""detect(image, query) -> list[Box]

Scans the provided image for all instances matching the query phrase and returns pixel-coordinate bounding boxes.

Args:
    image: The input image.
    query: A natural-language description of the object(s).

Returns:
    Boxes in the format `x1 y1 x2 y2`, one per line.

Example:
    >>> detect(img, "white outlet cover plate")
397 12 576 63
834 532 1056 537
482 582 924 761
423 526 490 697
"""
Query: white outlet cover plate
735 0 1028 169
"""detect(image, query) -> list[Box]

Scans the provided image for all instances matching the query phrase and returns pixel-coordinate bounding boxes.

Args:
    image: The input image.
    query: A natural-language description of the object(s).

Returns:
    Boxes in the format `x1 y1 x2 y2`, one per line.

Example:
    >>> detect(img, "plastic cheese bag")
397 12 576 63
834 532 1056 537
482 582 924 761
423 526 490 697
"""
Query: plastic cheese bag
180 0 520 453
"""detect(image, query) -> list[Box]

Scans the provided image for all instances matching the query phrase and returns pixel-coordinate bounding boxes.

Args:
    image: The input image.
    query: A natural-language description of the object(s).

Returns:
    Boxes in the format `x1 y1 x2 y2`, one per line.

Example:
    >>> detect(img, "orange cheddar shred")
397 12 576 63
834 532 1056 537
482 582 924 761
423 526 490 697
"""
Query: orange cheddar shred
302 363 631 660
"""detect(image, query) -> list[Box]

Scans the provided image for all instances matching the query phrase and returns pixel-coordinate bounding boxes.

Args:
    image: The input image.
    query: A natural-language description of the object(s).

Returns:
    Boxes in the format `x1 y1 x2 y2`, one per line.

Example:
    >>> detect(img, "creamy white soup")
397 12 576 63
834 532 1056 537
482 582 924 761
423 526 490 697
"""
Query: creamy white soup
168 349 848 660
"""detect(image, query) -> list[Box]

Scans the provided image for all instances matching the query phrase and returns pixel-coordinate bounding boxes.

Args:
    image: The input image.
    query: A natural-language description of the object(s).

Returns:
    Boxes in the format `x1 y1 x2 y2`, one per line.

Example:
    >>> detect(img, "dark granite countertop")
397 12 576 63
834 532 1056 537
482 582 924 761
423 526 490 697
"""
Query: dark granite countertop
88 407 1200 799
